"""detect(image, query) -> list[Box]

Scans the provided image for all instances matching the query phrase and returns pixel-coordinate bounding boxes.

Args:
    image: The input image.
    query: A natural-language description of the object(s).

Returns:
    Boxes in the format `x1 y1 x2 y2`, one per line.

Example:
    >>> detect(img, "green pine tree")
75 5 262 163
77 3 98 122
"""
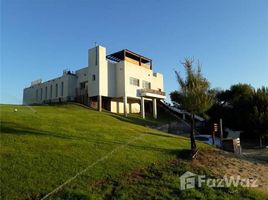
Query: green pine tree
174 58 214 156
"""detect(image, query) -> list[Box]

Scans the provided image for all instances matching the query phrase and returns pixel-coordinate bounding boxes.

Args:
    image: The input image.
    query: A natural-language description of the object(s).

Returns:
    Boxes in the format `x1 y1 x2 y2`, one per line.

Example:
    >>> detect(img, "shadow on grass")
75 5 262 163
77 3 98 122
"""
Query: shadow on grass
0 122 76 140
110 114 157 127
1 122 190 158
58 190 89 200
176 149 192 160
145 131 177 138
79 136 185 155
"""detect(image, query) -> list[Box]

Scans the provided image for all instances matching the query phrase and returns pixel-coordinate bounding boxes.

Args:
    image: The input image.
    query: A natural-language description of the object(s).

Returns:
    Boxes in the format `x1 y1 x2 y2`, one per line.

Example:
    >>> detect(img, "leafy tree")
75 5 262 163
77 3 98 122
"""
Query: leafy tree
208 84 254 130
229 84 254 130
248 87 268 147
170 91 182 107
172 58 214 156
207 84 268 147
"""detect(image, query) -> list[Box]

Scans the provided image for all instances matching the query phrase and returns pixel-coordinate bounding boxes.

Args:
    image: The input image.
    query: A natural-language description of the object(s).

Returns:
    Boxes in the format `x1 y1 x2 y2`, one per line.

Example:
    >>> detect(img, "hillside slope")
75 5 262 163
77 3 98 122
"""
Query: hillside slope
0 104 193 199
1 104 267 200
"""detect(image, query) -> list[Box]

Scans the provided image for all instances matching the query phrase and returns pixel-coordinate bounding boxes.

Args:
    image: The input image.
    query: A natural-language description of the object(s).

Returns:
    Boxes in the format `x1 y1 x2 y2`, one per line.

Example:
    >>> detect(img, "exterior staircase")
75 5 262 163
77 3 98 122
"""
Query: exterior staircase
156 100 206 135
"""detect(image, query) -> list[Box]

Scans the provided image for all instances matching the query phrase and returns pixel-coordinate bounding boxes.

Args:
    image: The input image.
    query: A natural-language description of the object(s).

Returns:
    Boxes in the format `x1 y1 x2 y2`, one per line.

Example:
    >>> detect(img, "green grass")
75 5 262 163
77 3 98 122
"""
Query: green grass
84 157 268 200
0 104 192 199
0 104 266 199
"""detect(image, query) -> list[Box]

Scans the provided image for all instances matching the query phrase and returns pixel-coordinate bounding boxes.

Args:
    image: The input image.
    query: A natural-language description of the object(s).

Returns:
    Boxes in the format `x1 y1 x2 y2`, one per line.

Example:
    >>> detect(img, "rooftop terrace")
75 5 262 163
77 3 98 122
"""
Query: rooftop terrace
106 49 152 70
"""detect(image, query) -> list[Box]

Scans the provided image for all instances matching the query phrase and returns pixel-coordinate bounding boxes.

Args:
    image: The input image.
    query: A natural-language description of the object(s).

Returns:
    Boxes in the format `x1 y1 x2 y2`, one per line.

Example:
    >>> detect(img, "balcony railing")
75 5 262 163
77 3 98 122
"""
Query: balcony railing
140 89 165 96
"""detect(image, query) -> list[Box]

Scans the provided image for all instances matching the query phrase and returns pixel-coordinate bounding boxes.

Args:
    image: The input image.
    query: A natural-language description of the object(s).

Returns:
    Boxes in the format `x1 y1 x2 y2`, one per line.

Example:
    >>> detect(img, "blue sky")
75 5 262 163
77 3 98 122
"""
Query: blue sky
1 0 268 104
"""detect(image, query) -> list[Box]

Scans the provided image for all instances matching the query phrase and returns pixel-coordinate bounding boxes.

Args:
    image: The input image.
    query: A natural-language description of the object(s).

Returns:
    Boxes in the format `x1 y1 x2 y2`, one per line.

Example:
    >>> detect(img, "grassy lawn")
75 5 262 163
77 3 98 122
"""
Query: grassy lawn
0 104 267 199
0 104 191 199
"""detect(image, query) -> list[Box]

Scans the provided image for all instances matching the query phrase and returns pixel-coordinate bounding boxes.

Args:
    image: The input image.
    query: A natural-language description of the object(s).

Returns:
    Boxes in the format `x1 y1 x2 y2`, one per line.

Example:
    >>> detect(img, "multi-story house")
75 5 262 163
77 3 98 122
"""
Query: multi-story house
23 46 165 118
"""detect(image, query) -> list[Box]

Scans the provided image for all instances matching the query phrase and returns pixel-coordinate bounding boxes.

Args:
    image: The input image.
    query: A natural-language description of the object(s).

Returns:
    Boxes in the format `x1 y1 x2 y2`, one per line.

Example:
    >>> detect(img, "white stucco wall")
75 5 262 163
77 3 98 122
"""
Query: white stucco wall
110 101 140 113
107 62 116 97
76 67 89 87
23 45 165 107
23 73 77 105
115 61 125 97
98 46 108 97
88 47 100 97
122 61 164 98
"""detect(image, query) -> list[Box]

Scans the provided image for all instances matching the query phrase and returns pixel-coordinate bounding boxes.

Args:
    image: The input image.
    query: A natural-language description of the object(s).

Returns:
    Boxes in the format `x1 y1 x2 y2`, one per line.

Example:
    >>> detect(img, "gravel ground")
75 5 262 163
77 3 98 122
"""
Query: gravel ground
192 149 268 193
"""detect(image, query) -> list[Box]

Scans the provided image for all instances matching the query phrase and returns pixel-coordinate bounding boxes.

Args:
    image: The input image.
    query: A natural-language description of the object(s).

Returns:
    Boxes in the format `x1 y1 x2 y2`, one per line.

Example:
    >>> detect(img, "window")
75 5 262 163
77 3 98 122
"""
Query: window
80 82 86 89
92 74 96 81
55 84 58 97
40 88 43 100
61 82 64 96
36 89 38 101
45 87 47 99
129 77 139 86
142 81 151 89
50 85 53 98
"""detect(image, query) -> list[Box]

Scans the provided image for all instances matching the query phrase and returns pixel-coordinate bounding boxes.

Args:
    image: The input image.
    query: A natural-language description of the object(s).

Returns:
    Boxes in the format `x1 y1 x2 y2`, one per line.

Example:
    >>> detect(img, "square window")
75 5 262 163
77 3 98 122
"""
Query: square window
129 77 139 86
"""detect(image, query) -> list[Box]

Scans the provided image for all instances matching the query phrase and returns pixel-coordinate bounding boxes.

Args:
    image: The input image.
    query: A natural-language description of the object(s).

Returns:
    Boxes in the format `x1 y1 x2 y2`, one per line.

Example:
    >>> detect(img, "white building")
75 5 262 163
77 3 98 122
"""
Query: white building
23 46 166 118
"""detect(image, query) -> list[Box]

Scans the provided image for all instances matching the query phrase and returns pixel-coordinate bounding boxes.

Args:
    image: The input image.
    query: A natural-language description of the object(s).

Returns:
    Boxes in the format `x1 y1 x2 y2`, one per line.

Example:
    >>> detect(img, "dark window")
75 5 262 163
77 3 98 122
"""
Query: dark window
80 82 86 89
92 74 96 81
50 85 53 98
61 82 64 96
45 87 47 99
55 84 58 97
36 89 38 101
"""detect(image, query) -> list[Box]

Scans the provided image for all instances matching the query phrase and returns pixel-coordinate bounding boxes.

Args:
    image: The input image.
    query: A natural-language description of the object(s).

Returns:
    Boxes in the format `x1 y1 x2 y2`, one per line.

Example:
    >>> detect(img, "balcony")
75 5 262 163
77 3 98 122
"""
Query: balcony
139 89 166 99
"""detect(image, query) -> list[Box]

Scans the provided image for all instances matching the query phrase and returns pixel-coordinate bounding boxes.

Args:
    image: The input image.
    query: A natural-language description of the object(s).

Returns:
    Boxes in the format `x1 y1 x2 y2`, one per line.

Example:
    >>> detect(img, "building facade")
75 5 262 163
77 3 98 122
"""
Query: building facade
23 46 165 118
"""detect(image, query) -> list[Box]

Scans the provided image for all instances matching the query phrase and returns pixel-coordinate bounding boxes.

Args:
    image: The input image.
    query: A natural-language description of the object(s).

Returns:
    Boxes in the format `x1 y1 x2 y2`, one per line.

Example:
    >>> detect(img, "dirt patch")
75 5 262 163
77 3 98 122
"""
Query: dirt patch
192 149 268 193
78 149 268 199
